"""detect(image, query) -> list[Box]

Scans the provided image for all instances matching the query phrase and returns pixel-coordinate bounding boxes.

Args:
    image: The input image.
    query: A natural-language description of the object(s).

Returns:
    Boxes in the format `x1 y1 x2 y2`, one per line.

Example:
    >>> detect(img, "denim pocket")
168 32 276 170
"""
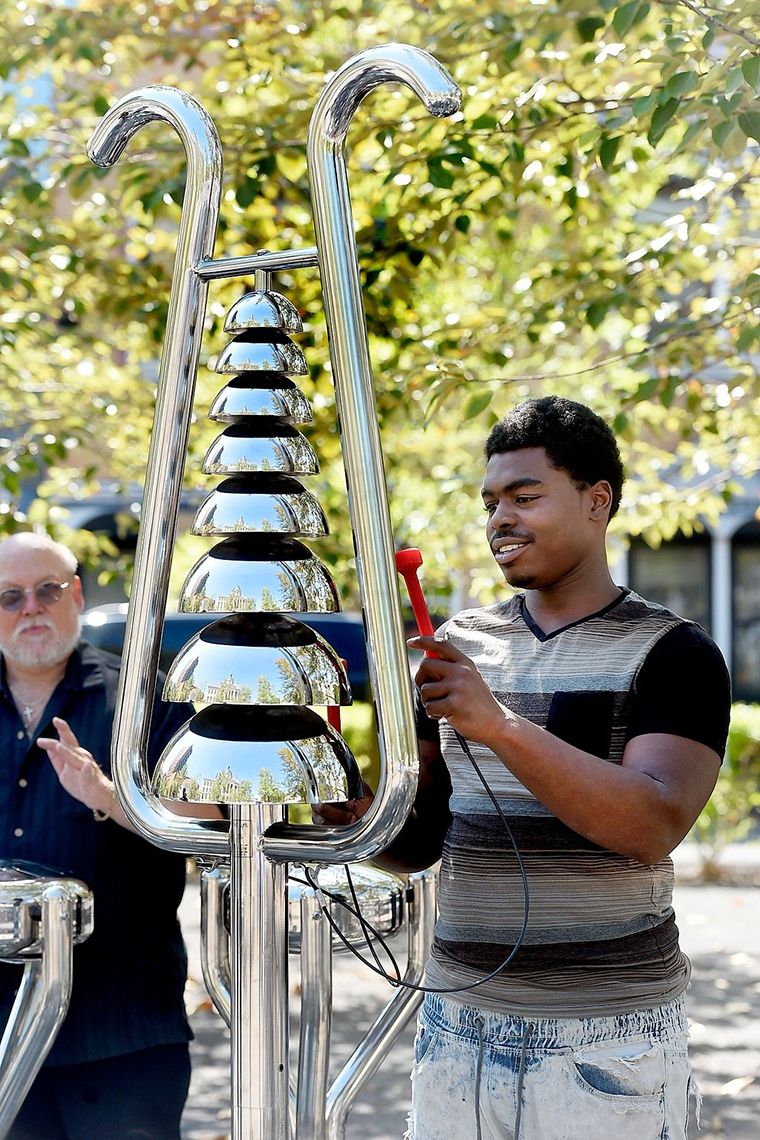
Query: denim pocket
567 1039 666 1103
414 1023 433 1066
412 1016 447 1077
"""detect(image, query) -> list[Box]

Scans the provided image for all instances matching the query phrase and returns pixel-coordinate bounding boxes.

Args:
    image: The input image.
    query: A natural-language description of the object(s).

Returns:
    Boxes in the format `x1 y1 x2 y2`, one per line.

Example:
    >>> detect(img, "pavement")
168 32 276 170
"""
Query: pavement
179 843 760 1140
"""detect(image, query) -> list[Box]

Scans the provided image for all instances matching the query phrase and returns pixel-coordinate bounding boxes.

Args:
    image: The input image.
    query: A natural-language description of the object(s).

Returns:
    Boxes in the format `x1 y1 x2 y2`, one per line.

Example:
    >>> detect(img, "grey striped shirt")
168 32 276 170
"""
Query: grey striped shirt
424 590 729 1016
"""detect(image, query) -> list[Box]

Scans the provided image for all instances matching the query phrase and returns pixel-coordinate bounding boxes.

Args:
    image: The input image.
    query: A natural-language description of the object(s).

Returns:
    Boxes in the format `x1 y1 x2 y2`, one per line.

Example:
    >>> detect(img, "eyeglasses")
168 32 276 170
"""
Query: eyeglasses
0 580 72 613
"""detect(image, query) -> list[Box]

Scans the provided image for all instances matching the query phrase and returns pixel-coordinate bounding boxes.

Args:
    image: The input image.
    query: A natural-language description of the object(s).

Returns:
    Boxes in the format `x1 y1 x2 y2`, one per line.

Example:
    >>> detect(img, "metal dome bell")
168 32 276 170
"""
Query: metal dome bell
162 613 351 707
202 423 319 476
152 705 362 805
224 290 303 334
0 862 93 962
287 864 405 953
208 374 313 425
179 536 340 614
215 330 308 376
191 475 328 538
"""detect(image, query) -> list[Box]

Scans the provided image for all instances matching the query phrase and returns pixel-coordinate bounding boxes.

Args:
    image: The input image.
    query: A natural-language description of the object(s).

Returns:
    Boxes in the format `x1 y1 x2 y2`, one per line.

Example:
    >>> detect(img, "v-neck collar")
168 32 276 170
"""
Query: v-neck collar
519 587 630 643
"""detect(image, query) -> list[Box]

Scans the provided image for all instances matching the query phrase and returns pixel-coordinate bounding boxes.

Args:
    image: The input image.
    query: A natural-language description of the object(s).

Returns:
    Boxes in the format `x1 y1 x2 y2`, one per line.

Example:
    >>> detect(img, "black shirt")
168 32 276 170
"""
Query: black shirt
0 642 193 1065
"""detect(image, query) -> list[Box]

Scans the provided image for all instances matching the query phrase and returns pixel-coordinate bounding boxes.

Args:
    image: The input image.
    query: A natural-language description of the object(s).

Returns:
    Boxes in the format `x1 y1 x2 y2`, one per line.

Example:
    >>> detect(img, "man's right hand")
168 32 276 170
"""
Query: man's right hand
312 782 375 826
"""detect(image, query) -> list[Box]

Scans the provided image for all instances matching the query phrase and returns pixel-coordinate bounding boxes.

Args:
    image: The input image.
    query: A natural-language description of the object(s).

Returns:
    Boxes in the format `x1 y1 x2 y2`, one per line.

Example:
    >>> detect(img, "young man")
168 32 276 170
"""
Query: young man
321 396 731 1139
0 532 198 1138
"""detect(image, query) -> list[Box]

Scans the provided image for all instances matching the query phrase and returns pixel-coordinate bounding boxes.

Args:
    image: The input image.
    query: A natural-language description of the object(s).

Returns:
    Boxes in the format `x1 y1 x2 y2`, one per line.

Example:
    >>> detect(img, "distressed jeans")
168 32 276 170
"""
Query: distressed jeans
405 992 696 1140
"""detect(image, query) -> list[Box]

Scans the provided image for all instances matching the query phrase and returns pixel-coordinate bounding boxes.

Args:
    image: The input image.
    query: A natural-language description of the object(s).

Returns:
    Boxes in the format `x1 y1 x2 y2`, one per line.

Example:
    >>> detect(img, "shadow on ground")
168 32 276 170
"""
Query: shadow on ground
181 882 760 1140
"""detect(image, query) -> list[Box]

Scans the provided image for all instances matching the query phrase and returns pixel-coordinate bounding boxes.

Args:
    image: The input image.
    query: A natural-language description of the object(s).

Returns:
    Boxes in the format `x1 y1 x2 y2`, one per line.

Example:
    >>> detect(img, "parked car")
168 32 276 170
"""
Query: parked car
81 605 370 701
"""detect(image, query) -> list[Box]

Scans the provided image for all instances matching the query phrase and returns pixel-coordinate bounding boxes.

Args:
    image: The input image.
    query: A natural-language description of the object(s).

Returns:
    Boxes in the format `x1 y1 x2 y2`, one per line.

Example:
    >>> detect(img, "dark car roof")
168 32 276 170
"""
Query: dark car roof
81 607 370 700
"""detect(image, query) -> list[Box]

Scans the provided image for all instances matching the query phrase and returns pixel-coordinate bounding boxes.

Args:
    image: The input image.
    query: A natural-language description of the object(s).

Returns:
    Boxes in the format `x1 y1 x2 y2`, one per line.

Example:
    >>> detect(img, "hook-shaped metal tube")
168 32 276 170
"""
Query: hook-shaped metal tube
88 87 228 856
263 45 461 864
0 887 75 1138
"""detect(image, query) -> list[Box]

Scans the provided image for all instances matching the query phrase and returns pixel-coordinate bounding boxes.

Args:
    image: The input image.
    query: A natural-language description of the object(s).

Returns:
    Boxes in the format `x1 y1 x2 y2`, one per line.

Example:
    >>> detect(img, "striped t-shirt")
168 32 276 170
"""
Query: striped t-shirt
422 589 730 1017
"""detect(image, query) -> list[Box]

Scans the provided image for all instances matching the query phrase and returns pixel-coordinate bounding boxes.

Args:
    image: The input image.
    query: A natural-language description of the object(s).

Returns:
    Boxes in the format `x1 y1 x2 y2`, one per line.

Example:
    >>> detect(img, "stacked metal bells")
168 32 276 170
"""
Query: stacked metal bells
152 281 361 808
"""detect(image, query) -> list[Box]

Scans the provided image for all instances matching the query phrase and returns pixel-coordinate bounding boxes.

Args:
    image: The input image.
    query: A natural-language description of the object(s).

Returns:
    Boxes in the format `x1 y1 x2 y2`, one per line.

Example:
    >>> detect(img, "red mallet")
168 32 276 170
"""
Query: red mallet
326 658 349 733
395 548 437 652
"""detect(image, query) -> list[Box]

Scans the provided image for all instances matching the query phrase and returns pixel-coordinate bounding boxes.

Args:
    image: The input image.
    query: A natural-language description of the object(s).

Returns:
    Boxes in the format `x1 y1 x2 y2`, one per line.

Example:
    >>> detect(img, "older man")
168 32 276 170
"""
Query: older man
0 532 195 1139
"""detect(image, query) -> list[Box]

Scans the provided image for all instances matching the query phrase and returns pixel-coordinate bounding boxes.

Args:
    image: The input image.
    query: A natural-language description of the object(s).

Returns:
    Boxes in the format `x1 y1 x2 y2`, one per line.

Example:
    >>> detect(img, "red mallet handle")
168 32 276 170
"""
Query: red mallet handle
395 548 436 639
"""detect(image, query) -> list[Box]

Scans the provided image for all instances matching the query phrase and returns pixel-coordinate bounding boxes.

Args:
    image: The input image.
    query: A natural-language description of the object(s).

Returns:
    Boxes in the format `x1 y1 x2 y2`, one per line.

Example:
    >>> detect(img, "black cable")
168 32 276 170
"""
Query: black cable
345 862 387 975
289 869 403 983
296 726 531 998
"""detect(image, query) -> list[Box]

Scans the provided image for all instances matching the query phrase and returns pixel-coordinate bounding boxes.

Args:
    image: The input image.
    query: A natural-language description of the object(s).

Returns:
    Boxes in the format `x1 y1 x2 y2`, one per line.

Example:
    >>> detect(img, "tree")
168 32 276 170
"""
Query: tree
2 0 759 600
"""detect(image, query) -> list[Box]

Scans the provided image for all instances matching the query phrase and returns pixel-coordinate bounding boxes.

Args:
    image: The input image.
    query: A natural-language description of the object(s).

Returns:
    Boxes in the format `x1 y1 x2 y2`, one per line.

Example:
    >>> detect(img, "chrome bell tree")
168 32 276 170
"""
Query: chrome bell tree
87 43 460 1140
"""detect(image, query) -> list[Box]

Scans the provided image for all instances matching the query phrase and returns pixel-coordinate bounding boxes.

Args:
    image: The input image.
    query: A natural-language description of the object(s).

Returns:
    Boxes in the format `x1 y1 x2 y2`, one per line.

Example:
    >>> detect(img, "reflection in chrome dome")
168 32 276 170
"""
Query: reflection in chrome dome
180 536 340 614
153 705 362 805
163 613 351 706
192 475 328 538
209 374 313 424
202 423 319 476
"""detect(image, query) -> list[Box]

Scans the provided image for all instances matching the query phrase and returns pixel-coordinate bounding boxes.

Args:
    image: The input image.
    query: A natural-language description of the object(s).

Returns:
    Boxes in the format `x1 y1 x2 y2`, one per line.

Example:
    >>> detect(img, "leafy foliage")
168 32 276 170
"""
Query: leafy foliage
691 702 760 878
1 0 759 598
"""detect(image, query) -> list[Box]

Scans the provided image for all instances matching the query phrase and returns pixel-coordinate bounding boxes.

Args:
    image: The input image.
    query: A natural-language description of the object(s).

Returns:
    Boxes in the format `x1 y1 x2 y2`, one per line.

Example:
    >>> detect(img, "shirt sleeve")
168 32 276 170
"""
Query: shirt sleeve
626 623 732 758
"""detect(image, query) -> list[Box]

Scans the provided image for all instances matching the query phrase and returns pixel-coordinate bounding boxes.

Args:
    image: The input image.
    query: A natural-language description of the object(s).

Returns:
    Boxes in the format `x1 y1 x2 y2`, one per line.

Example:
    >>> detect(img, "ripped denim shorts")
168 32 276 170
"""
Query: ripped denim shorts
405 992 696 1140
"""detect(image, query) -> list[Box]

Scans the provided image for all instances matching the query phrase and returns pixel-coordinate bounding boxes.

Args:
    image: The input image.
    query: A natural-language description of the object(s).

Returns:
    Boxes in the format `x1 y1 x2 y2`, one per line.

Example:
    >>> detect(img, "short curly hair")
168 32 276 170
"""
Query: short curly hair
485 396 625 518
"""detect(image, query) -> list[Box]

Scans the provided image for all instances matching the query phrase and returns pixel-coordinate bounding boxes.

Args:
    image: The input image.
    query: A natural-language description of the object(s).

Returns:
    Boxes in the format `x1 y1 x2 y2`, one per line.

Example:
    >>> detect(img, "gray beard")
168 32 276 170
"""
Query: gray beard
2 616 81 672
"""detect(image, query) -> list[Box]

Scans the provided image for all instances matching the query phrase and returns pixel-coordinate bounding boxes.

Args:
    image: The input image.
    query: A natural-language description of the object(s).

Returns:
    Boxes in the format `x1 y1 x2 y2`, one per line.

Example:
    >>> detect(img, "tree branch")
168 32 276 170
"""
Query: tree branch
663 0 760 48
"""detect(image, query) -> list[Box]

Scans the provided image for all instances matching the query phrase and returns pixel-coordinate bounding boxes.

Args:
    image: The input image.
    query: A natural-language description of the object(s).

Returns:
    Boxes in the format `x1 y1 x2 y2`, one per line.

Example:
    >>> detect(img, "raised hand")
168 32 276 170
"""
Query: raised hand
37 716 115 817
408 635 508 747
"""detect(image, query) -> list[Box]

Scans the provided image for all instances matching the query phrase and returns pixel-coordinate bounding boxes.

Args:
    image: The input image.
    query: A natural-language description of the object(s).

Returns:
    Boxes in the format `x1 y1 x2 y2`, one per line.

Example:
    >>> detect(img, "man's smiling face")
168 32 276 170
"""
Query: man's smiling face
482 447 606 592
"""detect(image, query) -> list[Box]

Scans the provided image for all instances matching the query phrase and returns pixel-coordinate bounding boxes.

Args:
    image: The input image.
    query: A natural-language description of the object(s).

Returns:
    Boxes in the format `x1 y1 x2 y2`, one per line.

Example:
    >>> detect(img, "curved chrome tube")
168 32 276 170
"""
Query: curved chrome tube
326 870 437 1139
0 886 76 1137
263 43 461 864
88 87 228 855
200 868 231 1026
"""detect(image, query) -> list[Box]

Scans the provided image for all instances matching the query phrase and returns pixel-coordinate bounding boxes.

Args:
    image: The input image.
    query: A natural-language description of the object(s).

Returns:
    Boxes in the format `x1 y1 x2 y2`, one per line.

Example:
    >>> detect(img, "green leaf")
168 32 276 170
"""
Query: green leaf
726 67 744 96
665 71 699 98
736 325 760 352
427 159 455 189
634 376 660 401
454 214 471 233
586 301 609 329
599 135 621 170
463 390 493 420
738 111 760 143
576 17 605 42
235 177 259 208
675 118 705 153
471 114 498 130
612 1 649 36
632 91 658 117
712 119 736 148
19 180 39 203
741 56 760 91
647 98 680 145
